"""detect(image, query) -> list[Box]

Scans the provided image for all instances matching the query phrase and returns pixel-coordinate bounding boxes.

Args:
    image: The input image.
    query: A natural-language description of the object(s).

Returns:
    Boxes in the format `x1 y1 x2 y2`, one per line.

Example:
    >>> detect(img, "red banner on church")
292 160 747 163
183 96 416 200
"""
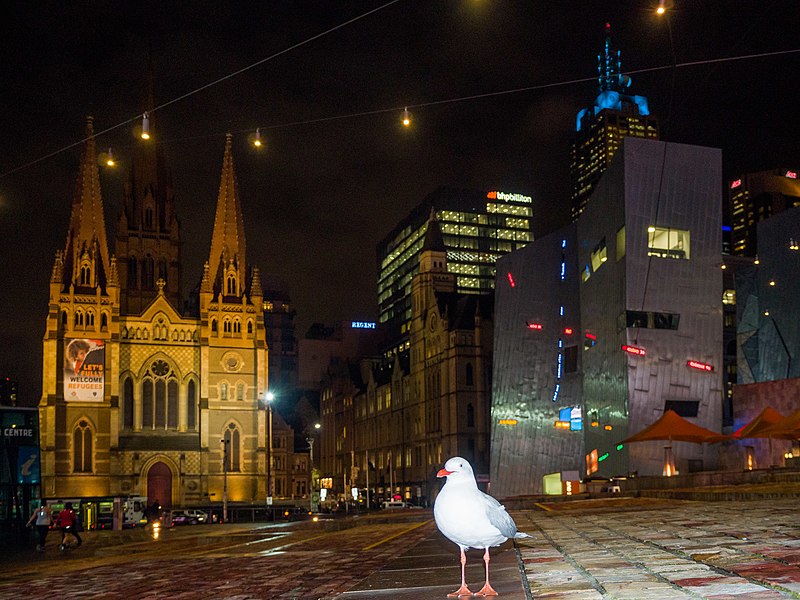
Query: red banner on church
64 338 105 401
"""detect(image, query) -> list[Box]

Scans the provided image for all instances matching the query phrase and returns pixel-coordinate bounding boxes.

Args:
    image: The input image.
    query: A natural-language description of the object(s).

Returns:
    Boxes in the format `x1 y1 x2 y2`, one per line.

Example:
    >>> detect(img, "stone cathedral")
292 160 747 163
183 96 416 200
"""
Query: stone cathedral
38 116 270 508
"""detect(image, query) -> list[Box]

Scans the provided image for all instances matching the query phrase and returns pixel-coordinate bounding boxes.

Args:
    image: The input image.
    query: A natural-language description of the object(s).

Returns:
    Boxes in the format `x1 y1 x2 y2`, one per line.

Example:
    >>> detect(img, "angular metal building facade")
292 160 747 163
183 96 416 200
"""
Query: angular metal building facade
492 138 724 496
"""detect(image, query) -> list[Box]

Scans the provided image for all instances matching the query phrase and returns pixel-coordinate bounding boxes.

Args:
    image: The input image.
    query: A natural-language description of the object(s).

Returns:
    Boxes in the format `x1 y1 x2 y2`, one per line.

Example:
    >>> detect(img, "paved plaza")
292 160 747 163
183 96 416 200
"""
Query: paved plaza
514 497 800 599
2 497 800 599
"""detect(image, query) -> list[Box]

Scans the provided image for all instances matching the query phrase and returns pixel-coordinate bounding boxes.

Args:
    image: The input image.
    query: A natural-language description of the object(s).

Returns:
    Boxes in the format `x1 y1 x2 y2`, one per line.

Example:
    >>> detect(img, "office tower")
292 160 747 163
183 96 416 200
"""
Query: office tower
377 186 532 346
729 168 800 256
570 23 659 221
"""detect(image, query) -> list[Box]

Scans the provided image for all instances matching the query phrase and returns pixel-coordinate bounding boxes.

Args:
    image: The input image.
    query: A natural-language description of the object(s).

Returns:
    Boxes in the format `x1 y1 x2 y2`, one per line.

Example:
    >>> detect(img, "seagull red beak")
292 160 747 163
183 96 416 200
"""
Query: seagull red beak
437 468 453 478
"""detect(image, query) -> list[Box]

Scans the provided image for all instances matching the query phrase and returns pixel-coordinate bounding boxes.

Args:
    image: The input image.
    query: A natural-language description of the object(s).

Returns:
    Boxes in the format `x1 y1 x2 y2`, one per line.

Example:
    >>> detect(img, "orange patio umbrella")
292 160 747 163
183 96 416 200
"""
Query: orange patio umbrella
620 409 729 476
734 407 786 466
759 409 800 440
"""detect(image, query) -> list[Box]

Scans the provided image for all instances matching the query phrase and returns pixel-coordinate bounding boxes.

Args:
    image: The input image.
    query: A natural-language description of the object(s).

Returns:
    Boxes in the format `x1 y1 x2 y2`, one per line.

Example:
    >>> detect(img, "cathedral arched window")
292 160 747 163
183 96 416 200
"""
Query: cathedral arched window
155 380 166 428
227 273 237 296
167 380 178 429
74 311 84 327
223 319 232 334
61 311 68 329
80 263 91 286
86 310 95 328
187 380 197 431
467 403 475 428
466 362 474 387
237 383 244 401
127 256 138 288
145 206 154 229
211 319 217 333
143 256 155 290
158 259 168 284
221 383 228 401
73 419 93 473
233 318 241 334
123 377 134 429
247 320 253 334
142 379 153 428
223 424 240 472
101 312 108 331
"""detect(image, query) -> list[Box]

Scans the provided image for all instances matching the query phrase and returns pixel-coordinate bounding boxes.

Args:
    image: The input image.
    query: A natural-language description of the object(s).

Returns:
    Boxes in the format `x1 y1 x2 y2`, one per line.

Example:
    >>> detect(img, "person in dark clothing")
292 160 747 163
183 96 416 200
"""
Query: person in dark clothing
55 502 82 548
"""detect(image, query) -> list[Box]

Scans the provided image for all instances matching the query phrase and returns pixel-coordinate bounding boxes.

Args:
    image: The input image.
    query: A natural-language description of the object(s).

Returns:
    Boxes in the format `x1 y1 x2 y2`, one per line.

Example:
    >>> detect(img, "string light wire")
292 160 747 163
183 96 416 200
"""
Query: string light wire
2 45 799 179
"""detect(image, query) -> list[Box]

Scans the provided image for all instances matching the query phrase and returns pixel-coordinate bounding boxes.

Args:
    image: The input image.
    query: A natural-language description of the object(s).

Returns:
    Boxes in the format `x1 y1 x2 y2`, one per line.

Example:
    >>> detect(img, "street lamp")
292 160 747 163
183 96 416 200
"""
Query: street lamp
265 392 275 508
221 438 230 523
307 422 321 511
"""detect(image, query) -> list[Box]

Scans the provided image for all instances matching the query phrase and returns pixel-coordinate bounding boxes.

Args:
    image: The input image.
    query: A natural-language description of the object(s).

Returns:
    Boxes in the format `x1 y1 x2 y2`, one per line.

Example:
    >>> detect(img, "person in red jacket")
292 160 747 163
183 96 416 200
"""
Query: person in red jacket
56 502 82 548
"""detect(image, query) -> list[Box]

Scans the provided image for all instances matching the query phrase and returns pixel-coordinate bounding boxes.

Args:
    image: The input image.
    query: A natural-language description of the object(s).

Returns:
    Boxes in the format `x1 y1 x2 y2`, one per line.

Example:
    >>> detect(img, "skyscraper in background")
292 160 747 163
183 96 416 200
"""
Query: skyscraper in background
377 186 532 348
728 168 800 257
570 23 659 221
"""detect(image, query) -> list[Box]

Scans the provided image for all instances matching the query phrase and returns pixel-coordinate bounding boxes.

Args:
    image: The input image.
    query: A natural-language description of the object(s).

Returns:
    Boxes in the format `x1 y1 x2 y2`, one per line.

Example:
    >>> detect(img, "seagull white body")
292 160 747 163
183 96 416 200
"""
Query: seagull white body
434 457 529 597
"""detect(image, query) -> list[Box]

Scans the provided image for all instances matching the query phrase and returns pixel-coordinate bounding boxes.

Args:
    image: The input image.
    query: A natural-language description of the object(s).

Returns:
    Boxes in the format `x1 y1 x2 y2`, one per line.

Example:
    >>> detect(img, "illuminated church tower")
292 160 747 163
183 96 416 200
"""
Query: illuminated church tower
570 23 660 220
39 123 269 509
115 95 182 314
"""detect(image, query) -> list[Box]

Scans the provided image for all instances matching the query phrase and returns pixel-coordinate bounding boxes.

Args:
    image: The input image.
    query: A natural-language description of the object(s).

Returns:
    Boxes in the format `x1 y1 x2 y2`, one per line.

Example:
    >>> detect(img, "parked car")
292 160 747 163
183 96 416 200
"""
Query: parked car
171 509 208 525
382 500 417 509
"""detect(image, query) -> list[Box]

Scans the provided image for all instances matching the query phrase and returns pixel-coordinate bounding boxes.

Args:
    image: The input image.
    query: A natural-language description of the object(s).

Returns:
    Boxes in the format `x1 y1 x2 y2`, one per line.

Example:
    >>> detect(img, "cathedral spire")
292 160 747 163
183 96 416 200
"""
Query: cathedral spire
61 116 112 290
207 134 248 297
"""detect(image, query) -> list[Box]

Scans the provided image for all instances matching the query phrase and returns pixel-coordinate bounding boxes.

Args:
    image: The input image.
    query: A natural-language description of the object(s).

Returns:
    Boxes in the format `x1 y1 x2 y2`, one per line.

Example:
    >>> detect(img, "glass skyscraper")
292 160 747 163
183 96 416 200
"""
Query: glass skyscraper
377 186 533 344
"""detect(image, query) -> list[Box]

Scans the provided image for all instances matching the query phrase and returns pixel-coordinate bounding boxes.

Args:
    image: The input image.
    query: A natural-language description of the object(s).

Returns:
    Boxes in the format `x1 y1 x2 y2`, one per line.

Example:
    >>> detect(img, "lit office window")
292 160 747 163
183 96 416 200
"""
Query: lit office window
647 226 690 259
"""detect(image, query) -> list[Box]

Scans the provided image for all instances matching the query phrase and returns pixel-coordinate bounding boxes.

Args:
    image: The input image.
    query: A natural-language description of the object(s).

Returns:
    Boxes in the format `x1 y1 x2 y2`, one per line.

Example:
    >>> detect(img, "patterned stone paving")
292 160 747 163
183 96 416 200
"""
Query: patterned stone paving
515 498 800 599
3 499 800 599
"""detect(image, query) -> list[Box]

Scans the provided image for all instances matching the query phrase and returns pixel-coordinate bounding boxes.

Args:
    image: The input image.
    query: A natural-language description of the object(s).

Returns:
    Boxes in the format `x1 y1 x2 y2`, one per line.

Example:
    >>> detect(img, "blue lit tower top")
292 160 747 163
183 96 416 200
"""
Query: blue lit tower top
576 23 651 132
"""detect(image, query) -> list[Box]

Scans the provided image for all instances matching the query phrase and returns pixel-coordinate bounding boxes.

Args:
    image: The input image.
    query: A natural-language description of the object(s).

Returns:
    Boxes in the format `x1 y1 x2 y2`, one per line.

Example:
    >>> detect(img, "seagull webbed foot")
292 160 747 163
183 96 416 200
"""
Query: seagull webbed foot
474 582 499 596
447 584 474 597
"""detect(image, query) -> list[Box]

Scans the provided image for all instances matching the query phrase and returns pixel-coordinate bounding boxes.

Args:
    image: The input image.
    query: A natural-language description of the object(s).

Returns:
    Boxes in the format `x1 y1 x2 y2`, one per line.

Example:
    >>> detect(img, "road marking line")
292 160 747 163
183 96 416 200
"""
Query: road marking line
361 519 431 551
533 502 553 511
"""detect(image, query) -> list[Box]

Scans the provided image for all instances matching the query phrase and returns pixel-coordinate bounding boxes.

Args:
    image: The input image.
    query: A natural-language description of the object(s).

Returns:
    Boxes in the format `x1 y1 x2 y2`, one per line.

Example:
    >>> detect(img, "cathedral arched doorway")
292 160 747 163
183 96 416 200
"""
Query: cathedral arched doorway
147 461 172 509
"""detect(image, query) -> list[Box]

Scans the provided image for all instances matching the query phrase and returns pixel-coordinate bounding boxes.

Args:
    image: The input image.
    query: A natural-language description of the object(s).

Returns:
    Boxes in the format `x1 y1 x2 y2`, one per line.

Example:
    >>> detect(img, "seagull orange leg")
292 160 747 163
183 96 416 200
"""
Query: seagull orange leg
474 547 499 596
447 547 473 597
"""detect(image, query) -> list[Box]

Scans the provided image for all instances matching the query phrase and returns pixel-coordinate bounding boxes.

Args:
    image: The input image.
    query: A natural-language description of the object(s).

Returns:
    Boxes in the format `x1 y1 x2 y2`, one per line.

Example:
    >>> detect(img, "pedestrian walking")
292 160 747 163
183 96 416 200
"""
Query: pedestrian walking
27 501 52 551
55 502 82 549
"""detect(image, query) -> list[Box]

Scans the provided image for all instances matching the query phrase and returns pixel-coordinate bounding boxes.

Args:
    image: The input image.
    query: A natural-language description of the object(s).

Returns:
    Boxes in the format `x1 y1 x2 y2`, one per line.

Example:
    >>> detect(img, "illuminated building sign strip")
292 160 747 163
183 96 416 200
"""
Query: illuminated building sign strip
687 360 714 372
786 170 798 179
730 179 742 189
351 321 376 329
486 191 533 204
526 322 543 330
621 344 646 356
498 418 518 426
507 272 516 288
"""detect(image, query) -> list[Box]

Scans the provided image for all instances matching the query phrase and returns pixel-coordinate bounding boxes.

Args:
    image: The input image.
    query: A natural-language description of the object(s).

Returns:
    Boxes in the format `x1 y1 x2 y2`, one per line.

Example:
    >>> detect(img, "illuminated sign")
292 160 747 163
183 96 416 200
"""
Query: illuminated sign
621 344 646 356
585 332 596 340
498 418 518 426
526 322 543 330
320 478 333 489
486 190 533 204
598 452 610 462
554 420 570 429
564 327 573 335
351 321 376 329
586 449 599 475
786 170 798 179
64 338 105 401
687 360 714 372
507 272 516 288
730 179 742 189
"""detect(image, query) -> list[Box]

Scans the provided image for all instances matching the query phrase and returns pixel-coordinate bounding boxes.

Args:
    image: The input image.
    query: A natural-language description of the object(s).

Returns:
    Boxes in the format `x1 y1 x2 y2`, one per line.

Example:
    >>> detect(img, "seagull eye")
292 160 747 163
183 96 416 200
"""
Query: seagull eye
459 463 463 468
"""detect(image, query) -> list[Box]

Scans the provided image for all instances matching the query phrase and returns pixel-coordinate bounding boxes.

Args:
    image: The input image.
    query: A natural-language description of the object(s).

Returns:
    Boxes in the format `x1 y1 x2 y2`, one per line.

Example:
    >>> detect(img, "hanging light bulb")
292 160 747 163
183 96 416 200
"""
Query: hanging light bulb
402 107 411 127
790 238 799 251
141 112 151 140
106 148 115 167
656 1 666 15
754 255 760 265
253 128 263 148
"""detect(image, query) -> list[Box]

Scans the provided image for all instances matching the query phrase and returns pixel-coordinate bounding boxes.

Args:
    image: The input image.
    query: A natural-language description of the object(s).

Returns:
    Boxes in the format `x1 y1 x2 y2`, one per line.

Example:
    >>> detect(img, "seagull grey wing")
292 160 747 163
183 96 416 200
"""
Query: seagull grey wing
480 492 518 538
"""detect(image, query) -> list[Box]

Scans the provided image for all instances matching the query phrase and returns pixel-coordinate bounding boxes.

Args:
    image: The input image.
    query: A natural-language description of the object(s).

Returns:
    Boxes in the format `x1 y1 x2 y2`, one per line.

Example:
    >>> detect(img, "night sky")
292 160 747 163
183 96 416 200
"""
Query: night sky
1 1 798 406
